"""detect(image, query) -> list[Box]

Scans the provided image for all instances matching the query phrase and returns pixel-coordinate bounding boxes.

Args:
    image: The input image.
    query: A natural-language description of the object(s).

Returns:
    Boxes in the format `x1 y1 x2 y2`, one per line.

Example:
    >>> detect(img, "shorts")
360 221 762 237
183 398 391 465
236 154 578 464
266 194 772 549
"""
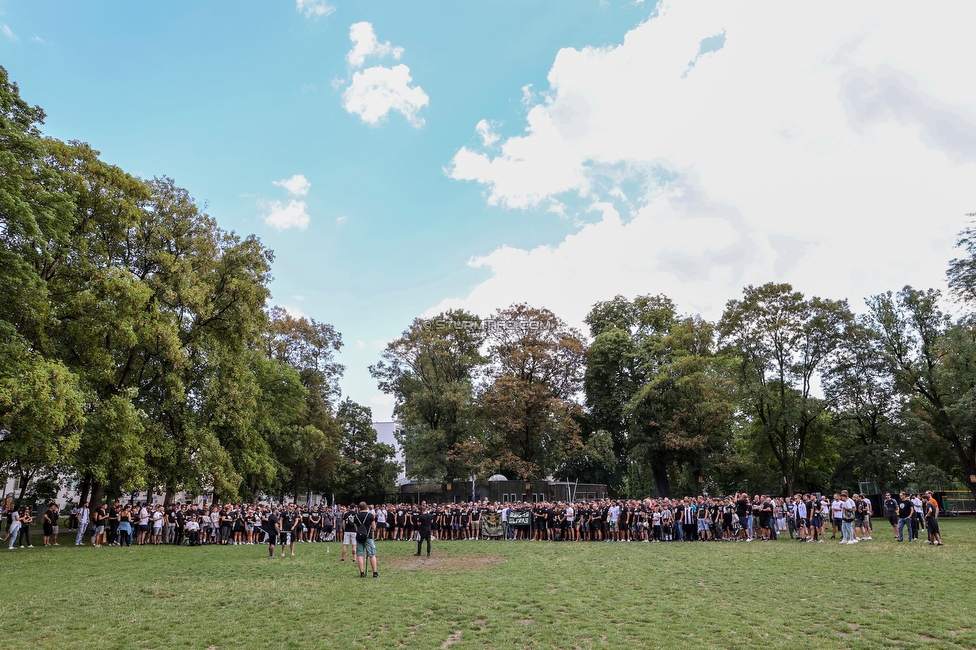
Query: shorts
138 524 148 533
96 526 106 535
926 518 940 535
854 516 865 527
152 526 162 535
356 538 376 557
888 516 897 527
811 515 822 527
323 526 334 534
43 524 54 536
343 531 358 545
697 520 709 532
279 531 292 545
609 521 619 532
833 517 842 528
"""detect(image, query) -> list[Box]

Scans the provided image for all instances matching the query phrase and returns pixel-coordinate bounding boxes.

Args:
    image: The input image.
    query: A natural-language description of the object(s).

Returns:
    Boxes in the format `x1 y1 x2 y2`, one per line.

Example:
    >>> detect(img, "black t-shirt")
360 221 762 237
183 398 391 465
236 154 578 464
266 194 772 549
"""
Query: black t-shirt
353 511 375 539
418 512 433 533
897 500 913 518
282 512 298 531
735 499 749 518
344 511 359 532
264 513 280 533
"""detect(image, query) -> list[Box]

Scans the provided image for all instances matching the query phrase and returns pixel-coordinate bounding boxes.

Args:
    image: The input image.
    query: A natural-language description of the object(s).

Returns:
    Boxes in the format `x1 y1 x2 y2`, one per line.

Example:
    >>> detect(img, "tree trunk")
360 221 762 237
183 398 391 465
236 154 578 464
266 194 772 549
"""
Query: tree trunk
78 475 92 507
652 458 671 498
89 482 104 509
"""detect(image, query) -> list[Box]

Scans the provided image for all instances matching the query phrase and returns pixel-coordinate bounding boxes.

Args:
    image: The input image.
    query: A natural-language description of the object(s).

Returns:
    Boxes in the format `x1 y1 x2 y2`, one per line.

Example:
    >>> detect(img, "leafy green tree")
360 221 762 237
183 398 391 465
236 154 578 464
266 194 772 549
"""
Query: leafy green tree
718 283 852 495
370 309 484 482
332 399 399 504
478 304 585 480
868 287 976 500
0 335 85 506
627 316 735 496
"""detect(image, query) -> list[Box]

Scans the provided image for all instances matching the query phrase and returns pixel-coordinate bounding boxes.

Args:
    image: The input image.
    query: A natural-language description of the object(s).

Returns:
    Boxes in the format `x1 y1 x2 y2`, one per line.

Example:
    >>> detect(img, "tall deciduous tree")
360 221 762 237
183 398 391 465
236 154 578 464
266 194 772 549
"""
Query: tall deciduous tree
332 399 399 504
370 310 484 482
478 304 585 480
868 287 976 500
718 283 852 496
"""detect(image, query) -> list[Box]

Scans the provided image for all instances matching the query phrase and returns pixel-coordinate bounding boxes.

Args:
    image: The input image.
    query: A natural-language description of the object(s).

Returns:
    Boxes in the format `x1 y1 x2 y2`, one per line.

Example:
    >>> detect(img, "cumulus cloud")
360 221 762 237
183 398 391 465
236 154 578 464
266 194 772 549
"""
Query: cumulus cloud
264 200 310 231
341 22 427 127
347 22 404 68
442 2 976 327
342 64 429 127
273 174 311 196
476 119 501 147
296 0 334 18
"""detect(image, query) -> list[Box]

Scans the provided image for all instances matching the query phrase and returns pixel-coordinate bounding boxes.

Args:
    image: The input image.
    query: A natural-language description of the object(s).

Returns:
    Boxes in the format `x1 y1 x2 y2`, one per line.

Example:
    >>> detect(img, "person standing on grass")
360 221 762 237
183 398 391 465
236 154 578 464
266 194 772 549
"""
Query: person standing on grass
923 491 943 546
354 501 378 578
839 491 856 544
341 504 359 562
830 494 843 539
883 492 898 538
90 503 105 547
6 507 21 550
281 503 299 557
415 507 433 557
911 494 924 541
263 507 280 557
75 501 89 546
896 492 913 542
42 503 59 547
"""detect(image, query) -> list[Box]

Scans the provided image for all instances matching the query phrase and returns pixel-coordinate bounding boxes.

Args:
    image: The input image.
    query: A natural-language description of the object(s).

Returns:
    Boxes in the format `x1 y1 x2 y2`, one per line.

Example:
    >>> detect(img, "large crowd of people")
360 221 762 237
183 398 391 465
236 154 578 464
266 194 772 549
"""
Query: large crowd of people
2 488 947 553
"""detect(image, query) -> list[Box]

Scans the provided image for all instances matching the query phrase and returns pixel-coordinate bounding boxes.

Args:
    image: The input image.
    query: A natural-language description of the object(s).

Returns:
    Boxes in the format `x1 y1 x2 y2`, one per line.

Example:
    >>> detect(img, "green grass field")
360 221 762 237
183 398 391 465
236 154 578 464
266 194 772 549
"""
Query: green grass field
2 520 974 649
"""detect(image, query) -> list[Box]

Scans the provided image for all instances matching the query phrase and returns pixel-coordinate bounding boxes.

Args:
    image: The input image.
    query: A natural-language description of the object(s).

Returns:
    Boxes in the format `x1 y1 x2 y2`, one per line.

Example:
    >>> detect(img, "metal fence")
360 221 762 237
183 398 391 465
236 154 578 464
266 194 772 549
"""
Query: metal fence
940 490 976 516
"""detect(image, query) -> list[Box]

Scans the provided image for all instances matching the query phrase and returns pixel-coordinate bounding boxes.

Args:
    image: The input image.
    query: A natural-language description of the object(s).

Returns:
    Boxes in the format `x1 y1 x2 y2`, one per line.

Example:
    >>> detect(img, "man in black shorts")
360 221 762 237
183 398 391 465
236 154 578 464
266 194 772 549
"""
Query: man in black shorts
414 507 433 557
280 503 299 557
263 507 280 558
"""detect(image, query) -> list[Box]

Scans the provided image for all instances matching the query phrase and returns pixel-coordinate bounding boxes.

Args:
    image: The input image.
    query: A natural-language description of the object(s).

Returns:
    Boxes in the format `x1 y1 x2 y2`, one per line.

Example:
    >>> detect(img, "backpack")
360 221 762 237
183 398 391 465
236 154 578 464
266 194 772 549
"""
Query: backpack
355 513 370 544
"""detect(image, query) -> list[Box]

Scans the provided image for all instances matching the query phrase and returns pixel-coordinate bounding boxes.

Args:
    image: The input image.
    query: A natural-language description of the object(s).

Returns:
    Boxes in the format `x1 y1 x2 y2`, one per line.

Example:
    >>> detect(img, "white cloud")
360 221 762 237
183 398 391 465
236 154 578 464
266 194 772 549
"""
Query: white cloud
331 76 346 90
342 64 429 127
346 22 404 68
264 200 311 231
442 2 976 328
296 0 334 18
336 215 349 225
476 119 501 147
273 174 311 196
1 23 17 41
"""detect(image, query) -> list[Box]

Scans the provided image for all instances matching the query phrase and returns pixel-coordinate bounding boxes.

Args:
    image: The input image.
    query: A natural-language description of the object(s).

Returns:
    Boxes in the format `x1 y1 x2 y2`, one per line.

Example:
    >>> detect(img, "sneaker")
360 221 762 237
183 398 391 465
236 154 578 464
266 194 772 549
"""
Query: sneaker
20 545 24 548
360 572 366 578
291 552 295 557
373 572 379 578
53 543 59 546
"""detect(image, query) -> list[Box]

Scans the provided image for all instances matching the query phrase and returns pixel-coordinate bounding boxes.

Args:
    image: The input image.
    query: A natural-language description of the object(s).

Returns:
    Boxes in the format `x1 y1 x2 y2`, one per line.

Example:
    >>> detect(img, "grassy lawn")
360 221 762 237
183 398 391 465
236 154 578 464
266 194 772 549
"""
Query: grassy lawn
2 520 975 649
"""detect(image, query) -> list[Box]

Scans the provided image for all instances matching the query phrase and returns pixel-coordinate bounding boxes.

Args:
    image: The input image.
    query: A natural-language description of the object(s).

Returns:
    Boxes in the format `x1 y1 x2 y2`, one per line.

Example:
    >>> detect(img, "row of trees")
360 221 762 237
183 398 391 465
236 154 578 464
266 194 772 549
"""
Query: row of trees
375 255 976 501
0 67 399 507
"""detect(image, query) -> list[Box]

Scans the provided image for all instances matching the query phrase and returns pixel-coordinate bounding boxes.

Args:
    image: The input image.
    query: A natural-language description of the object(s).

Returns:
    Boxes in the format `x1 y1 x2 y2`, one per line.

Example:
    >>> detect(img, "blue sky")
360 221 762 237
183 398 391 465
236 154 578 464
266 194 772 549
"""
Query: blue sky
3 2 976 419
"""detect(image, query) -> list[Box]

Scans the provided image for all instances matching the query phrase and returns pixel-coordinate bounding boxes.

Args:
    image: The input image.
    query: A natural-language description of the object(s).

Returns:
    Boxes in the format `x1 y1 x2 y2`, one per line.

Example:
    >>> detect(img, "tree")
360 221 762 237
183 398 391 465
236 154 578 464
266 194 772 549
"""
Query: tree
718 283 852 495
478 304 585 480
332 399 399 504
627 316 735 497
823 319 905 492
868 287 976 500
370 310 484 482
0 335 85 506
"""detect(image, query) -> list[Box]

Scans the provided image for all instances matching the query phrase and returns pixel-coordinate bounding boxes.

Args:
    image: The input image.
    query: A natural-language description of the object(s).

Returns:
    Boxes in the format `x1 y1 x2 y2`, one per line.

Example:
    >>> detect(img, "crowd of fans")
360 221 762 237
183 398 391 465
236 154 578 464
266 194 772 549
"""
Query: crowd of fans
1 488 946 550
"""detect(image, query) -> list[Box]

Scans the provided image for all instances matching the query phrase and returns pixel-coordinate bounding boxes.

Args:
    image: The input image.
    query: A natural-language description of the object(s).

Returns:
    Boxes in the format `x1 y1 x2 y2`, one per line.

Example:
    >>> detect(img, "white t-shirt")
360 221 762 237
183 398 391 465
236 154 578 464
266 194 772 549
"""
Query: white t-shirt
138 508 149 526
566 506 574 522
608 505 620 523
830 500 843 518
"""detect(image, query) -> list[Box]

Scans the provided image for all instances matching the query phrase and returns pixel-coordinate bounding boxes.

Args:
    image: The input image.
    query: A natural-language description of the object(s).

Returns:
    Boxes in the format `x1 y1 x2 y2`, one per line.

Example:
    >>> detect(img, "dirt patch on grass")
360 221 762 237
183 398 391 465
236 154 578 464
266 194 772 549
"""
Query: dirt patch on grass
388 554 506 572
